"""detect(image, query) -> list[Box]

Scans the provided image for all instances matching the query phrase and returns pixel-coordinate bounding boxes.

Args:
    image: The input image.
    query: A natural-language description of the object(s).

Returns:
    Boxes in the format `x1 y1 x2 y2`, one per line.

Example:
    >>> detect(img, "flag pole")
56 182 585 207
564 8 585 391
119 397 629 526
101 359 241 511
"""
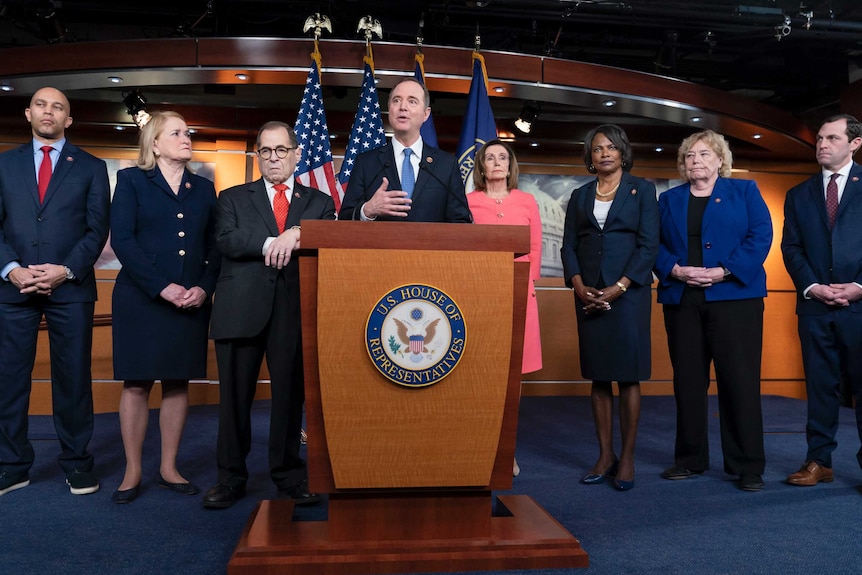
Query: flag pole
295 14 341 209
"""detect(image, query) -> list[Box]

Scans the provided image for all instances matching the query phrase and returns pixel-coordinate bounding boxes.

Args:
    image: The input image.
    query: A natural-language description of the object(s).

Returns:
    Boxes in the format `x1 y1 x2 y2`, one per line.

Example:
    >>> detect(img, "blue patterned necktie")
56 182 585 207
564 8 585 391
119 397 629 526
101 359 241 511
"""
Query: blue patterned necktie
401 148 415 198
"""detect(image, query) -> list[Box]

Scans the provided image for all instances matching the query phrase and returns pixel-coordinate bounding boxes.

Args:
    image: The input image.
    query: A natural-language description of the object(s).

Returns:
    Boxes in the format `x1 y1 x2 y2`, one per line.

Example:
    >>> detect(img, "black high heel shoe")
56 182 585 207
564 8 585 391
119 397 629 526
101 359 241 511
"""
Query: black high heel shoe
580 458 619 485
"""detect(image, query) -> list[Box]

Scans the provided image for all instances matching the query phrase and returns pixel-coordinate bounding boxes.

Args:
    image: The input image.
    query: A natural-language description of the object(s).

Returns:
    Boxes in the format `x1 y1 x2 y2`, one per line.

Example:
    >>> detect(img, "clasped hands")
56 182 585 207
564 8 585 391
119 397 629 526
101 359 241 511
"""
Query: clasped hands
362 177 411 219
160 283 206 309
808 283 862 307
8 263 67 296
264 226 301 269
573 276 628 315
671 264 726 288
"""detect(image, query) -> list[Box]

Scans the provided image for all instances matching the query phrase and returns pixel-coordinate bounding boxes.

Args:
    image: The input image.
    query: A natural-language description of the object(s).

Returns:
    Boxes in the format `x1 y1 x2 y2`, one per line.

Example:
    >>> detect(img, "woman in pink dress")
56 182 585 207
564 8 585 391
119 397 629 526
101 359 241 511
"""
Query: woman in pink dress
468 139 543 476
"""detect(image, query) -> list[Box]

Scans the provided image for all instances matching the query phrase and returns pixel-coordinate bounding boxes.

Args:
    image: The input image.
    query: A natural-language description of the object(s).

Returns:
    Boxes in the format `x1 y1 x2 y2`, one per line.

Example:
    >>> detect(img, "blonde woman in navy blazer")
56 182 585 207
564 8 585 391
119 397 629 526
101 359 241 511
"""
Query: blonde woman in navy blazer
110 111 219 503
655 130 772 492
561 124 659 491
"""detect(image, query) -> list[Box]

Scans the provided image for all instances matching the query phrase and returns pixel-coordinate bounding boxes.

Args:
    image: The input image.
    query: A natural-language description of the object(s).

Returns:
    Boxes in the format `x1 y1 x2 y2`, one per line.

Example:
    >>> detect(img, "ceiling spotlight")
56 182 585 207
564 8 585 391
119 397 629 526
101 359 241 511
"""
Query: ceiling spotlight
493 86 505 93
529 142 540 148
654 31 678 71
114 125 126 131
235 73 249 81
690 116 702 123
752 133 762 139
774 16 791 41
655 147 663 153
0 84 14 92
35 0 67 44
602 99 616 107
514 101 540 134
108 76 123 84
122 90 151 128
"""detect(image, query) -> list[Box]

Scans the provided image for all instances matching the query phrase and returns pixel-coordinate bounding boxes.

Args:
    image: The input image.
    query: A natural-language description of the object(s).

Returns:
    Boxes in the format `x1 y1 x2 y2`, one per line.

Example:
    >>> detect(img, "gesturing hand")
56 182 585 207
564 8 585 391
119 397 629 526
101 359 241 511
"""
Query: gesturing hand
362 177 412 218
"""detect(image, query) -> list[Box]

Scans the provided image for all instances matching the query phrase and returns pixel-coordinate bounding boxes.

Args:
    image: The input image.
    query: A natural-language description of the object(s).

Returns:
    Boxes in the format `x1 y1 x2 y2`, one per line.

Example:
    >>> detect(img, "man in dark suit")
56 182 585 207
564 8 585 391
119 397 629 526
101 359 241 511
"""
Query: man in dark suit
0 87 110 497
339 78 472 223
782 113 862 486
203 121 335 509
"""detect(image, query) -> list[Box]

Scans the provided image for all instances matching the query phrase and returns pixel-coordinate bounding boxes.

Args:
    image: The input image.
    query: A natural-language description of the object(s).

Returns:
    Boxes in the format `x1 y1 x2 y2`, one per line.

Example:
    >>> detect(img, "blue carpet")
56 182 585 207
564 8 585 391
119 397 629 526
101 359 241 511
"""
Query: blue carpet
2 395 861 575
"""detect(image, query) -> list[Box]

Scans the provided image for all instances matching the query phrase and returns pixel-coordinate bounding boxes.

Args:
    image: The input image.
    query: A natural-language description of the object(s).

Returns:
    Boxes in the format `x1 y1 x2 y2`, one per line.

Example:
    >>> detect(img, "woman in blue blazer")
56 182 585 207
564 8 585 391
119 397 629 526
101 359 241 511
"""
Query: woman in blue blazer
655 130 773 492
561 124 659 491
110 111 220 503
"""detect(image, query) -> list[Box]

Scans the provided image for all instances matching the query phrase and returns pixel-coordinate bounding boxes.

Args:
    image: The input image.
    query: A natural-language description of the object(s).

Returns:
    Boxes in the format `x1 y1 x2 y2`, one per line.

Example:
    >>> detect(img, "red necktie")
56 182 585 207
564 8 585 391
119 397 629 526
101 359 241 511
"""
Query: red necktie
38 145 53 203
826 173 839 229
273 183 289 233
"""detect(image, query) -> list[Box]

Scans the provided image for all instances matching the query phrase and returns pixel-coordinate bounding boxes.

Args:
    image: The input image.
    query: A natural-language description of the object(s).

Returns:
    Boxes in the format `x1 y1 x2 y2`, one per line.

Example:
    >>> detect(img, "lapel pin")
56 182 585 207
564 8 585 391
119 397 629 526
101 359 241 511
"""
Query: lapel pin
630 189 637 195
185 182 191 189
853 177 859 182
294 192 301 198
425 156 433 163
715 198 721 203
66 156 73 162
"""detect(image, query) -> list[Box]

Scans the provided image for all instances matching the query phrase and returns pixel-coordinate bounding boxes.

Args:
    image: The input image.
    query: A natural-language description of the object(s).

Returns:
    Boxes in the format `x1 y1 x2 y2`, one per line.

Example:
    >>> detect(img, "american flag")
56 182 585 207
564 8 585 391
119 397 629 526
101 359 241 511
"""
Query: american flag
294 54 342 211
336 59 386 193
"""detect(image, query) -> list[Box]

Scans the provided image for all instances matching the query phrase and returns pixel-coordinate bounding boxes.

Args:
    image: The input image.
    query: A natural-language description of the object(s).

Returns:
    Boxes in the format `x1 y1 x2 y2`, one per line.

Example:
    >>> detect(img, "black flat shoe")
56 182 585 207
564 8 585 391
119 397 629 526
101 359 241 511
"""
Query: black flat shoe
202 482 245 509
158 477 200 495
739 473 764 492
277 479 320 506
660 465 704 480
112 485 140 504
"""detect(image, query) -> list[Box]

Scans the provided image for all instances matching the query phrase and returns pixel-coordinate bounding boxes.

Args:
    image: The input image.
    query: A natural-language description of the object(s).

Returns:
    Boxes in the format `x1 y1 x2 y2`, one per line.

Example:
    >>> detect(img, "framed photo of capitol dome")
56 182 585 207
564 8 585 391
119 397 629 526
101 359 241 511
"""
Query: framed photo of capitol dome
518 174 680 278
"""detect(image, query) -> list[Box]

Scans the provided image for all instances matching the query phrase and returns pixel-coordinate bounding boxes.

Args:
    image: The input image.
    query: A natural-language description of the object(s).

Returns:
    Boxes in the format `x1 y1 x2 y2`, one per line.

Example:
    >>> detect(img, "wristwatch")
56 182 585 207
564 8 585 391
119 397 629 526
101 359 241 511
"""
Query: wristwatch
63 266 75 280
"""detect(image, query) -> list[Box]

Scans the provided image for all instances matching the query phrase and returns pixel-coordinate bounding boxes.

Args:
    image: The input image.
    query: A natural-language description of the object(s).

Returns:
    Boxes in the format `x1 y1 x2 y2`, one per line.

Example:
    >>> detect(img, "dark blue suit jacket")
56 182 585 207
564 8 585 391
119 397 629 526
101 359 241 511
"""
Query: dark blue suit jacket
111 166 219 298
0 141 110 303
561 173 659 289
655 177 773 304
338 142 472 223
781 162 862 315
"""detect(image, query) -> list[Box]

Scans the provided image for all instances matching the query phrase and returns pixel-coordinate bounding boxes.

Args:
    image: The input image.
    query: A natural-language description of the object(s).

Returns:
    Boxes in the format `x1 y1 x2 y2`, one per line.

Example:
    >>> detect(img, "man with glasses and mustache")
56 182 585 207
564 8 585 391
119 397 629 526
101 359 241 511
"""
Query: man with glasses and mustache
203 121 335 509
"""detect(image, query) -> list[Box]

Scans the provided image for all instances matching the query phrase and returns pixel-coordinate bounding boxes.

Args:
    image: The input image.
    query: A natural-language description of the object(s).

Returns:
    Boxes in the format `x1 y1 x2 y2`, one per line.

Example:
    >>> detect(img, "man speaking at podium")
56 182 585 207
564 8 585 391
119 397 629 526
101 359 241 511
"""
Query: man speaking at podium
339 78 473 223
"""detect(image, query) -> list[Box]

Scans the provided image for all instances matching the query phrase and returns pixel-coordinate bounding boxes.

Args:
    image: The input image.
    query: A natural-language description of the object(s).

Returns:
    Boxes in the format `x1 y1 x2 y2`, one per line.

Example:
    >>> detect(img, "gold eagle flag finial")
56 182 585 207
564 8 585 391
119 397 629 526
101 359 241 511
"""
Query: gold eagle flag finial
357 15 383 45
302 13 332 42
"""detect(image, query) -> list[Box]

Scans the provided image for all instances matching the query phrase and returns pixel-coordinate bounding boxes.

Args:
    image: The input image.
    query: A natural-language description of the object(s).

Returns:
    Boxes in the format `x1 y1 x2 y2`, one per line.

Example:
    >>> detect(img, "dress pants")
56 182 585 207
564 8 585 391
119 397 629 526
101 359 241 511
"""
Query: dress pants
214 274 306 489
0 300 96 476
798 307 862 468
663 297 765 475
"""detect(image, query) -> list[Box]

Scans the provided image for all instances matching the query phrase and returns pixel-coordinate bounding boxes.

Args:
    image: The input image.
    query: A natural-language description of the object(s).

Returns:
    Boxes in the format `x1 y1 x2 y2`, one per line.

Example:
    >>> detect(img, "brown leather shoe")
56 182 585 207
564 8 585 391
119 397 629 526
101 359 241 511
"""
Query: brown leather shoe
786 461 834 486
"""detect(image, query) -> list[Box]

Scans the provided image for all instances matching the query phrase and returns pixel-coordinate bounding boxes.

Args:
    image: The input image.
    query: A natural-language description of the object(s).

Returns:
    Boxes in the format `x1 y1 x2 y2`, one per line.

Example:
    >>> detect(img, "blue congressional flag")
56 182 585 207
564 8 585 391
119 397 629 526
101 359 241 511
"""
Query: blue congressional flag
337 57 386 193
455 51 497 191
294 50 341 209
414 52 438 148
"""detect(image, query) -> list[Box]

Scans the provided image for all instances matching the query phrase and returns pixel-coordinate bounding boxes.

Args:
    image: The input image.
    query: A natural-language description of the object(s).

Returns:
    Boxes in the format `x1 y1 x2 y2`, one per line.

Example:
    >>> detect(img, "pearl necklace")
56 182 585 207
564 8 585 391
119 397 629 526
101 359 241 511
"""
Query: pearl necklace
595 182 620 198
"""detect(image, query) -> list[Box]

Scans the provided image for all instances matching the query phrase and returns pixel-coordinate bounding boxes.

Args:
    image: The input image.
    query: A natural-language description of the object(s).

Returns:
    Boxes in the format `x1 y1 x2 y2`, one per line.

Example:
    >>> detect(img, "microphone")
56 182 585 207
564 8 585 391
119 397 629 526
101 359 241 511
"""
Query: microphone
419 159 474 223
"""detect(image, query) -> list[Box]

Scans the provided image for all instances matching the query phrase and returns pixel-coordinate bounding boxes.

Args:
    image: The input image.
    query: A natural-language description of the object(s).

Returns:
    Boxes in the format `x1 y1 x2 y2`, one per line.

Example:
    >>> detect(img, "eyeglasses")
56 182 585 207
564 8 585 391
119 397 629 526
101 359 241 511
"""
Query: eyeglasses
256 146 295 160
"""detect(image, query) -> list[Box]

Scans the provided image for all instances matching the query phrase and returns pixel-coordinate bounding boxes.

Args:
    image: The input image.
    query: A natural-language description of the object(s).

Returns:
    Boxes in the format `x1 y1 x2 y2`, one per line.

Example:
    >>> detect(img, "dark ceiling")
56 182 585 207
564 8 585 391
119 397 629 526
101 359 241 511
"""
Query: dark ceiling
1 1 861 162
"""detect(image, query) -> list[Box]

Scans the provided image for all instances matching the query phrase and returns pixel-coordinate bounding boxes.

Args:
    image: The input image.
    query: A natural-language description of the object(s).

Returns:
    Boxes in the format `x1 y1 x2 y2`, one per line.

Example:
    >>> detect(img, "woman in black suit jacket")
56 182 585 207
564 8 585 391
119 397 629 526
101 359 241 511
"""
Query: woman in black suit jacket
110 111 220 503
561 124 659 491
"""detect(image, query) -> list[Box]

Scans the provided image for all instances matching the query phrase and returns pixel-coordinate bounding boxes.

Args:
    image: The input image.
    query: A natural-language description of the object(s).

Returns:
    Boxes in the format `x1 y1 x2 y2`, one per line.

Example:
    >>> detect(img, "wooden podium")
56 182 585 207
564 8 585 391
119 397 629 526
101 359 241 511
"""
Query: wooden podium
228 221 588 574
